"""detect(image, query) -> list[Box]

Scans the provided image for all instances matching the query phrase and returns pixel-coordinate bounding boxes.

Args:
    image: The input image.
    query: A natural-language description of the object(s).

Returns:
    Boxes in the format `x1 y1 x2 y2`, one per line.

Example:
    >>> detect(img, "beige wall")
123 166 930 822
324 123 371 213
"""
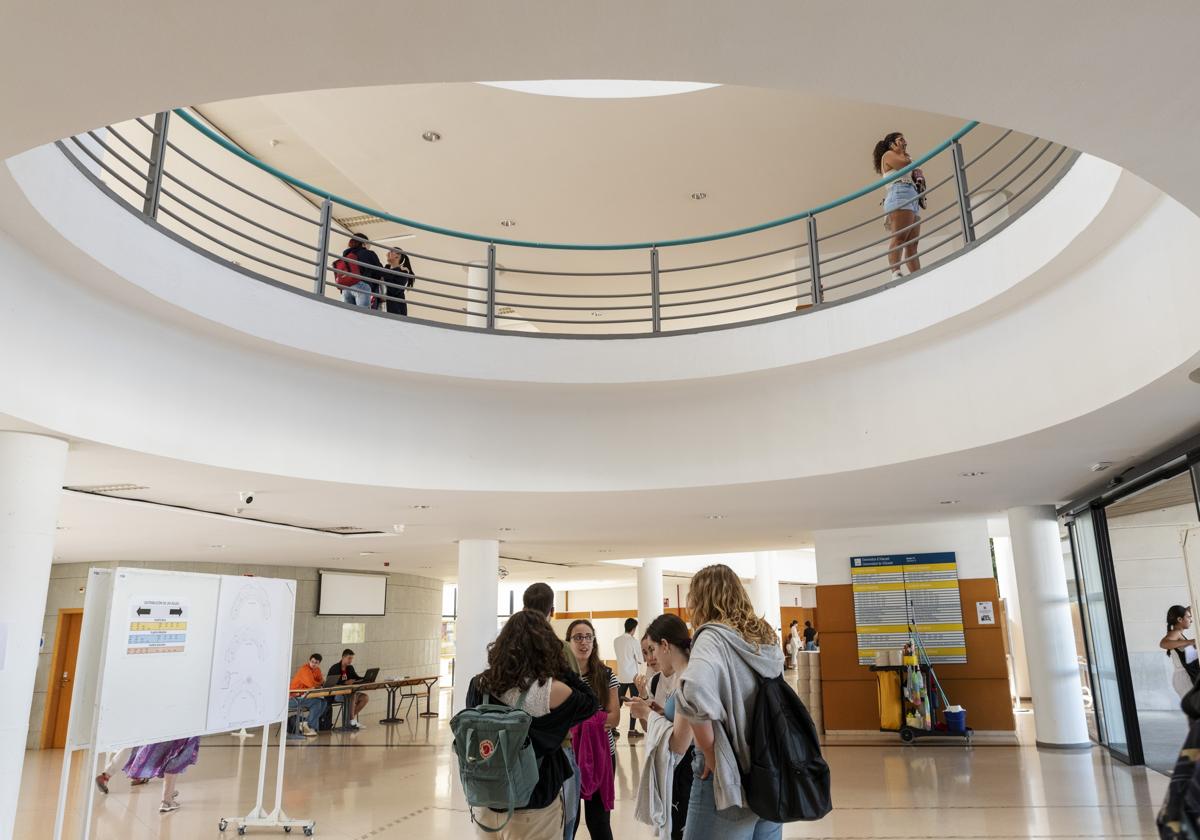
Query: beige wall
28 561 442 749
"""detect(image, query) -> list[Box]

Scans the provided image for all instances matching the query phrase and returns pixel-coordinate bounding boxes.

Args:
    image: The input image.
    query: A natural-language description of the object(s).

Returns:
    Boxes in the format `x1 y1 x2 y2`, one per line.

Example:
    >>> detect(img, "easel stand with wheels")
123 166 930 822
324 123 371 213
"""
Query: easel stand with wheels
219 718 315 836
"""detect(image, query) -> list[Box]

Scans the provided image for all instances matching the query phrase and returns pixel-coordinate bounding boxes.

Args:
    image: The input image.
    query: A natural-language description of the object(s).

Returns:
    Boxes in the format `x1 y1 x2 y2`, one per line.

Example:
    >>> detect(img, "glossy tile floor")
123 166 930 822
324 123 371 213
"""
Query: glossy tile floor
19 689 1168 840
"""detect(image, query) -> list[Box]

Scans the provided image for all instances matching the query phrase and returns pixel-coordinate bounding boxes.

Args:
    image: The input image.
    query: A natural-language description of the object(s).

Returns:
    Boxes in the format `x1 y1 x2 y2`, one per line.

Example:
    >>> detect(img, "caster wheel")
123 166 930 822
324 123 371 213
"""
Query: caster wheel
285 829 292 834
237 827 247 836
899 727 915 743
304 827 314 837
219 819 228 832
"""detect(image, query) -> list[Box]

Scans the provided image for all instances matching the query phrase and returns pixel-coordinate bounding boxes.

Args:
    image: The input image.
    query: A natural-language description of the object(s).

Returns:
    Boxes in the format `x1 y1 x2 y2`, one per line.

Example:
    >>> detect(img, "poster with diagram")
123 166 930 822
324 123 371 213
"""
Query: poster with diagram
851 552 967 665
205 576 296 731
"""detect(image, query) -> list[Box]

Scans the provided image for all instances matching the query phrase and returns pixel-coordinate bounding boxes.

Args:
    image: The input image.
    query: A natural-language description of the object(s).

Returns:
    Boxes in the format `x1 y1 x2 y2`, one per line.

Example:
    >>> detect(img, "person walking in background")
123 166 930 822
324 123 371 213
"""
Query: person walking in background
568 619 620 840
95 748 148 794
122 737 201 814
382 247 415 316
803 620 819 651
677 564 785 840
614 618 644 738
288 653 328 736
874 132 923 281
464 610 598 838
786 620 801 670
334 233 382 308
1161 605 1200 697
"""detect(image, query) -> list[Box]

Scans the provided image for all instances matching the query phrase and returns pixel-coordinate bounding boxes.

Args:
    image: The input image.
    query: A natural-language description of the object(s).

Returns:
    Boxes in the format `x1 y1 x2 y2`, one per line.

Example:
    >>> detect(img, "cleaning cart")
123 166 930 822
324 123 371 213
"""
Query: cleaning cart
870 629 972 745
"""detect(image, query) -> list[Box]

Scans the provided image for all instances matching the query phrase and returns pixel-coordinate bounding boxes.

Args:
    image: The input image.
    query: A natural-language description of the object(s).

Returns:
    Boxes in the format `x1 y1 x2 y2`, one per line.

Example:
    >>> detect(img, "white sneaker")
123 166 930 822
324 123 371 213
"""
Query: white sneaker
350 719 363 729
159 799 180 814
891 269 904 280
300 722 318 737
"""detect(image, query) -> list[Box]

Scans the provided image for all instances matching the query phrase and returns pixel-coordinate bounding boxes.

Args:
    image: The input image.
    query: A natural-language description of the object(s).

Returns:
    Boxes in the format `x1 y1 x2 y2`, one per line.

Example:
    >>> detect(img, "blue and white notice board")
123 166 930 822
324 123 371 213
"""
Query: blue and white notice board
850 552 967 665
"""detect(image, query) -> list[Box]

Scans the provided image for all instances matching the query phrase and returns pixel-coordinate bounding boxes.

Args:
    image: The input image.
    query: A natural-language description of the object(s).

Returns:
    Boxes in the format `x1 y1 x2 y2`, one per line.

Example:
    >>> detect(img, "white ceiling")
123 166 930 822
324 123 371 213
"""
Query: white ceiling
197 83 984 246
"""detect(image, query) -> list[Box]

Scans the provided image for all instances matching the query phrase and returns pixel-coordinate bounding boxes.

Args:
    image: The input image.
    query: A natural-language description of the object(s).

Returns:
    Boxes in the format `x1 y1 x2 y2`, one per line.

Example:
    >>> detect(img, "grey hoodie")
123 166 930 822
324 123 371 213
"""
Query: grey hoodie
676 622 784 812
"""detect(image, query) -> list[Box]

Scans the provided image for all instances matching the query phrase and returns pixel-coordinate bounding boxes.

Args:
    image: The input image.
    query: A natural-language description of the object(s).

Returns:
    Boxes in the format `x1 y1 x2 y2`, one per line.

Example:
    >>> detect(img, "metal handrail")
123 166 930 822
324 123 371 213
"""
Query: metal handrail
58 110 1077 338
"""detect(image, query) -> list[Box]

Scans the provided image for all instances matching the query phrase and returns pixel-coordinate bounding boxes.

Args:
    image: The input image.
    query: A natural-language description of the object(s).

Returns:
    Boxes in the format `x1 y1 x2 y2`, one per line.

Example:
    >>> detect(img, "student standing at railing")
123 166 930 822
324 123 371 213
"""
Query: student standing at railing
874 132 924 281
336 234 382 308
384 247 415 316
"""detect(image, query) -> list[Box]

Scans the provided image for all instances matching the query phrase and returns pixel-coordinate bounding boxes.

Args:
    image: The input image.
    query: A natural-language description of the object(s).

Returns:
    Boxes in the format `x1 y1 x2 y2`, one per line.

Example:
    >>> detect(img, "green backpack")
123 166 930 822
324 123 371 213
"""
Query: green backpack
450 689 539 832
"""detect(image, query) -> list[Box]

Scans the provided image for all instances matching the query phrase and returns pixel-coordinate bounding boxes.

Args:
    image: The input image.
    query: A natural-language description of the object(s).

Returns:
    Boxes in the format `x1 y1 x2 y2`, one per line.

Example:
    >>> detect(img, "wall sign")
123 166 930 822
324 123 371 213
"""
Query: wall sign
850 552 967 665
976 600 996 625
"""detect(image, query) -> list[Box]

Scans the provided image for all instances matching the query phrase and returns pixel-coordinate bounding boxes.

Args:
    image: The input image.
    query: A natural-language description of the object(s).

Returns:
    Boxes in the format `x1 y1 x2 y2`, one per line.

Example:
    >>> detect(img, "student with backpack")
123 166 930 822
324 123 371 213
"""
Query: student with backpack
458 609 597 837
676 564 830 839
332 234 382 308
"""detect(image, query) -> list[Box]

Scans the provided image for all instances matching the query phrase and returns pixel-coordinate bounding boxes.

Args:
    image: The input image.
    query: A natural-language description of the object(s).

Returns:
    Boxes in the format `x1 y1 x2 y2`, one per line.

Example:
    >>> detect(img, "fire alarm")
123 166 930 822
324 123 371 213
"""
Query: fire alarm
383 561 390 567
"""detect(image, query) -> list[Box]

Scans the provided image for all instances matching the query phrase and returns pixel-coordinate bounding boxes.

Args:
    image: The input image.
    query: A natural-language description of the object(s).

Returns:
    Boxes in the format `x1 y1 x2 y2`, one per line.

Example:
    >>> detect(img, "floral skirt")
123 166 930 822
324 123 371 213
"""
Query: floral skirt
123 737 200 779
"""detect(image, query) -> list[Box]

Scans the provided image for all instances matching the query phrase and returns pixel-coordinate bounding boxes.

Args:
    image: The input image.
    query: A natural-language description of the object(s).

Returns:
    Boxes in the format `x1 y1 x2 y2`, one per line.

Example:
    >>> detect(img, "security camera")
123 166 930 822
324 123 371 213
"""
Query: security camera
238 491 256 505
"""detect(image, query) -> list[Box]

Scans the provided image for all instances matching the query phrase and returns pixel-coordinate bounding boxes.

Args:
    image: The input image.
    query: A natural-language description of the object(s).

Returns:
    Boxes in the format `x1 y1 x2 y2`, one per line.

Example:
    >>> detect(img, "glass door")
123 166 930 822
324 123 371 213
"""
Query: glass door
1069 509 1142 763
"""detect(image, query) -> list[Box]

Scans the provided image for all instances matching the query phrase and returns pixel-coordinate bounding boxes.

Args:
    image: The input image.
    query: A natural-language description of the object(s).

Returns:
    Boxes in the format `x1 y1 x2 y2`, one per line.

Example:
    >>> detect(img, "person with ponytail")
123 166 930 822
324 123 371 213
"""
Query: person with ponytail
1161 605 1200 697
873 131 924 281
675 564 784 839
630 614 696 839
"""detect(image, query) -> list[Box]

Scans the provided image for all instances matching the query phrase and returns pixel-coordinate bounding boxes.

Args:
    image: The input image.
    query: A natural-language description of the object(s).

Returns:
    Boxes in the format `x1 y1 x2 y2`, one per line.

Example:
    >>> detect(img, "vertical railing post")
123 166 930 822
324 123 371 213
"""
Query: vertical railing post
486 243 497 330
952 140 976 245
650 247 661 333
142 111 171 219
807 215 823 306
313 198 332 296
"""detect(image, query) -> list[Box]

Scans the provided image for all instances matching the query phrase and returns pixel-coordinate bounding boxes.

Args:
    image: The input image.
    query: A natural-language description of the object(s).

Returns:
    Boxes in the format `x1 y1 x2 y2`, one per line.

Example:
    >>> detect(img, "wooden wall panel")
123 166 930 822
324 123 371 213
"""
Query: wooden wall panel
821 679 882 730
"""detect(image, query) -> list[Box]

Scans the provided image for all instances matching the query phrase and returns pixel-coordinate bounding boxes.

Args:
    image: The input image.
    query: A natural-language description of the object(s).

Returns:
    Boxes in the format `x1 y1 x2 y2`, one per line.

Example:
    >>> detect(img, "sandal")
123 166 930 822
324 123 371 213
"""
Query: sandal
95 773 110 795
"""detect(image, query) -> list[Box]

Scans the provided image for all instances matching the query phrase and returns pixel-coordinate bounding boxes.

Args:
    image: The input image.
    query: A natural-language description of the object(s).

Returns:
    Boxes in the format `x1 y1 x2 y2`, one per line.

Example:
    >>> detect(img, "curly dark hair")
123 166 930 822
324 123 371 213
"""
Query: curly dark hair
478 609 570 696
873 131 904 174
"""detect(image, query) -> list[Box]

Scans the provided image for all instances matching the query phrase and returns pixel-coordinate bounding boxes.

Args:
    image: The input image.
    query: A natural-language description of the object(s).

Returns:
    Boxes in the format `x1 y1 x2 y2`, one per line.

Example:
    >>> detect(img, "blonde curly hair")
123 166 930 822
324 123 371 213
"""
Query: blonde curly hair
688 564 777 646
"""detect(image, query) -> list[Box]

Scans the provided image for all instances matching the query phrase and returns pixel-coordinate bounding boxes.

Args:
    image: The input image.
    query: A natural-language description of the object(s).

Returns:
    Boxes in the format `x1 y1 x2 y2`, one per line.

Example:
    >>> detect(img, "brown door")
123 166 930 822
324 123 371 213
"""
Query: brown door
44 610 84 749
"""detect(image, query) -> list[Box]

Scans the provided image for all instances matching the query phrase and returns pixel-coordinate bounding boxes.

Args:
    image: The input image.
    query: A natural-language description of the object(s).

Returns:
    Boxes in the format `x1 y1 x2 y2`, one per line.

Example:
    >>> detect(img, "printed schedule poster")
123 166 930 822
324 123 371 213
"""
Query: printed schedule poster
850 552 966 665
126 598 189 655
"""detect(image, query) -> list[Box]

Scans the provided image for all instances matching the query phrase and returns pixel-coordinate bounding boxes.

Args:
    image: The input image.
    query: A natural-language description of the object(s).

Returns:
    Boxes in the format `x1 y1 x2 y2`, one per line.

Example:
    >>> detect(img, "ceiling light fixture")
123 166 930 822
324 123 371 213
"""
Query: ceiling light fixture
359 551 378 556
1188 367 1200 384
208 544 226 549
410 504 431 510
391 524 406 534
1090 461 1114 472
500 219 517 227
939 500 960 505
959 471 987 477
691 192 708 201
705 514 727 520
480 80 719 99
498 527 515 532
422 130 442 143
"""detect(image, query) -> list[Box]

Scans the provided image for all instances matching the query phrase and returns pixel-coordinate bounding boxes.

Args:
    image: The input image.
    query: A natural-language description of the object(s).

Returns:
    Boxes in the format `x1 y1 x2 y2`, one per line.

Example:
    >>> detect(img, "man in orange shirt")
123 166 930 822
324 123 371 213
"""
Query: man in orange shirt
288 653 328 737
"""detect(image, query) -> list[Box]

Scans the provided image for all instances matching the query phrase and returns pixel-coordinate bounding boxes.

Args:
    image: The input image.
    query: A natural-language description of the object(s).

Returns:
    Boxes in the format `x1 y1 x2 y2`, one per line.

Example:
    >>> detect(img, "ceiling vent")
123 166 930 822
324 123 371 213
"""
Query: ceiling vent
335 213 386 228
317 525 382 535
64 484 149 494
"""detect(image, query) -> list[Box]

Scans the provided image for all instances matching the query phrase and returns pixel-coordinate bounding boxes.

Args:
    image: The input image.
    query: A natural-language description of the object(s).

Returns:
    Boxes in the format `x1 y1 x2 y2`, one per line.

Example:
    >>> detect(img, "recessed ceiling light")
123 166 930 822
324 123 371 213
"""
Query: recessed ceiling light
1089 461 1114 472
500 219 517 227
208 544 226 549
691 192 708 201
938 500 960 505
498 527 515 532
392 524 406 534
410 504 431 510
598 549 614 554
359 551 378 556
959 471 986 477
590 311 604 317
422 130 442 143
1188 367 1200 384
705 514 727 520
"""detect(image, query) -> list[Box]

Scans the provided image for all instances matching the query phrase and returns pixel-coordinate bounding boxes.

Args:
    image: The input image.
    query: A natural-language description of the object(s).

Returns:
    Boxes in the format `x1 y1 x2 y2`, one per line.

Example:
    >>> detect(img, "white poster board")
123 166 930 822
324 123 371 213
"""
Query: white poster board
65 569 114 749
206 576 295 731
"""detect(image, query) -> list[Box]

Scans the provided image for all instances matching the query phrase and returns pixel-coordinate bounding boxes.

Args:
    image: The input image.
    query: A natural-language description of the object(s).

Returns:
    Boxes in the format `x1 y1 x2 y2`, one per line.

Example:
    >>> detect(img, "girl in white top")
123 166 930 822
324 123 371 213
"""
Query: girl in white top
1161 604 1200 697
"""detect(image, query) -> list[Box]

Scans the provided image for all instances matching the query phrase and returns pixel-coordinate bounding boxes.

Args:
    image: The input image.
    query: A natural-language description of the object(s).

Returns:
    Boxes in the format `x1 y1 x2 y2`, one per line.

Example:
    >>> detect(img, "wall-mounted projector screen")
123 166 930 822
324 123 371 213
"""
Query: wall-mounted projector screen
318 571 387 616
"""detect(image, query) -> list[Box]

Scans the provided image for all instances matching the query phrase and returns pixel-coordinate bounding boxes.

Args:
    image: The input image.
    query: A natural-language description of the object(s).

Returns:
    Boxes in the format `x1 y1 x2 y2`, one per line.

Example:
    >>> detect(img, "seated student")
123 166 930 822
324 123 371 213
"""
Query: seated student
465 609 598 838
328 648 369 728
288 653 328 736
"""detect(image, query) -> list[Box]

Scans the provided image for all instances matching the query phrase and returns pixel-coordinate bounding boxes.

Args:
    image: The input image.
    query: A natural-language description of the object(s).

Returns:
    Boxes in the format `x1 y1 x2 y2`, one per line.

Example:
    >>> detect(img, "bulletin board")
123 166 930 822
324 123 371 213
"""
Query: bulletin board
850 552 967 665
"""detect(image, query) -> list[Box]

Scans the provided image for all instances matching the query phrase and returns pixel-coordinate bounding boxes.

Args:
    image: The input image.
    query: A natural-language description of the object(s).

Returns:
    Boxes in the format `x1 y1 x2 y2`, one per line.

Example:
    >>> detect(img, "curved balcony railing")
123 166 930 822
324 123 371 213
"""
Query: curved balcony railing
57 108 1075 337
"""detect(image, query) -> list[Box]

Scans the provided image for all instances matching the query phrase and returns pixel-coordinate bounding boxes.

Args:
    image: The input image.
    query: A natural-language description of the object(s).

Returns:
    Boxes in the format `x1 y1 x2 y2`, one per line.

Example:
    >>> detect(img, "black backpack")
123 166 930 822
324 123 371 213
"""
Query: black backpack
696 627 832 823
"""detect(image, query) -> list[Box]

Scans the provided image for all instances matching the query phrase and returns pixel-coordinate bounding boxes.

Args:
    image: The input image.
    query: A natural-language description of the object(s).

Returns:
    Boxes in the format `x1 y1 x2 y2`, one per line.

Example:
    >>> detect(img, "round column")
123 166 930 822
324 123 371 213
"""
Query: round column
750 552 781 634
1007 506 1091 749
0 432 68 839
637 558 664 631
453 539 499 713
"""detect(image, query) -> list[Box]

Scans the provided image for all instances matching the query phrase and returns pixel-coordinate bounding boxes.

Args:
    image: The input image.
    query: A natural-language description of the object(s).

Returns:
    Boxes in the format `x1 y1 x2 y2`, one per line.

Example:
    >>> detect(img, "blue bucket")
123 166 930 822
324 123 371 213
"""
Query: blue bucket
944 708 967 734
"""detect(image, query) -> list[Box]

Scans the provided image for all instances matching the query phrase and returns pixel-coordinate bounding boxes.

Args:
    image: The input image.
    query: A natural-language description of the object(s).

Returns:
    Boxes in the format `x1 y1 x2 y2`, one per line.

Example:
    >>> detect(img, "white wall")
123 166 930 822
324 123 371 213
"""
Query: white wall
1108 504 1198 712
780 584 817 608
813 518 994 585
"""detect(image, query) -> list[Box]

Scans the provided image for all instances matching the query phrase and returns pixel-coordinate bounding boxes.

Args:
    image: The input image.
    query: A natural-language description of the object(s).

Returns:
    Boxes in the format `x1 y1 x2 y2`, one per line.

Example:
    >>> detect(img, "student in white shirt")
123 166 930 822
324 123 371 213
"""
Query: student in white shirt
614 618 645 737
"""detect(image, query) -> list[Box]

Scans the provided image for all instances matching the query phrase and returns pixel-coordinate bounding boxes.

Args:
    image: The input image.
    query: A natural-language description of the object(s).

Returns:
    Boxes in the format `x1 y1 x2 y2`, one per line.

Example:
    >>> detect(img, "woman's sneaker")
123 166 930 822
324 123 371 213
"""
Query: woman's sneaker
159 799 180 814
300 722 318 737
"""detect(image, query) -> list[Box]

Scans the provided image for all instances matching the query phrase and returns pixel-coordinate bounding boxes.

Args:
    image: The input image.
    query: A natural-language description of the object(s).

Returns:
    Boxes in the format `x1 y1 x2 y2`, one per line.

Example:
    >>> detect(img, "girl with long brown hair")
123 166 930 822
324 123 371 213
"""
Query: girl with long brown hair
464 610 598 838
676 564 784 839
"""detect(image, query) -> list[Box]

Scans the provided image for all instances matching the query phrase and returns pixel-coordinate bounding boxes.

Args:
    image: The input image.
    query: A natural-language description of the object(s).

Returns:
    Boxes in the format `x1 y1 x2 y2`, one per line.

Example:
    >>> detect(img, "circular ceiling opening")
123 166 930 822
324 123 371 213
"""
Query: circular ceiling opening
478 80 719 99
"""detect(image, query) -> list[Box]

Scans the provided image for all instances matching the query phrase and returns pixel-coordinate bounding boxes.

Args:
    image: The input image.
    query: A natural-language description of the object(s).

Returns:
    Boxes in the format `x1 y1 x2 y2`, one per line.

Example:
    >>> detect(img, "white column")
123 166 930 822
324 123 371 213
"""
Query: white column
1007 506 1090 748
0 432 68 839
637 558 664 632
993 535 1032 699
453 539 499 713
750 552 781 634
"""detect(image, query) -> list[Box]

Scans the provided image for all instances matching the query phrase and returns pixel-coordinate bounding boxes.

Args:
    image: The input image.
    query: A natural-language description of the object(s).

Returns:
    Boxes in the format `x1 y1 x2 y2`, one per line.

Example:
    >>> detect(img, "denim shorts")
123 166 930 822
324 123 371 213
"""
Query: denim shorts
883 181 921 215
